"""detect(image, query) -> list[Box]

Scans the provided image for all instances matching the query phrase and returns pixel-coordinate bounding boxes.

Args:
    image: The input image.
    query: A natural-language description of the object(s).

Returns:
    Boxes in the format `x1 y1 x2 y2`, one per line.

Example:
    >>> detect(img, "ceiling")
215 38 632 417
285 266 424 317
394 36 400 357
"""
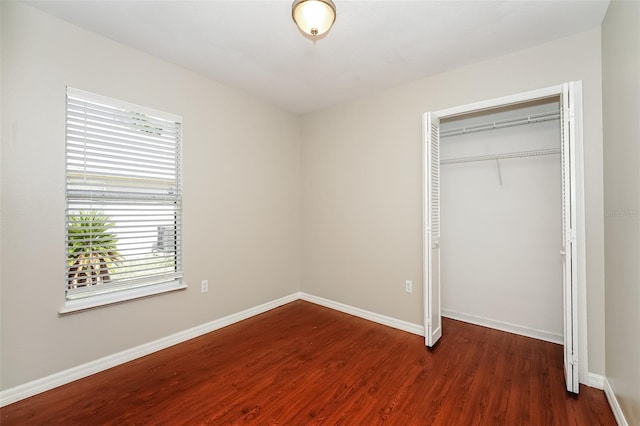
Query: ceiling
26 0 610 115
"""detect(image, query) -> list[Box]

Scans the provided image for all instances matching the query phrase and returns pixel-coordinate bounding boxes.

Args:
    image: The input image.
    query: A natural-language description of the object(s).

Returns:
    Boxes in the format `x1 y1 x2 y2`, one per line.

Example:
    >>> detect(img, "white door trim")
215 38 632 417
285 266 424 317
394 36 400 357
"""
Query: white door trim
434 85 564 118
426 82 587 386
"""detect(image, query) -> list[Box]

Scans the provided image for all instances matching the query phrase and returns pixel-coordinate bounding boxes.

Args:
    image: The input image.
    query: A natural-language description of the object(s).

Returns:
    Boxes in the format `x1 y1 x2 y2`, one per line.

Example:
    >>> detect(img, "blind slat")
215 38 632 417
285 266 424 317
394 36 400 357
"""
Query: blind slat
66 141 177 163
67 190 179 201
67 156 177 175
67 98 182 132
66 122 179 148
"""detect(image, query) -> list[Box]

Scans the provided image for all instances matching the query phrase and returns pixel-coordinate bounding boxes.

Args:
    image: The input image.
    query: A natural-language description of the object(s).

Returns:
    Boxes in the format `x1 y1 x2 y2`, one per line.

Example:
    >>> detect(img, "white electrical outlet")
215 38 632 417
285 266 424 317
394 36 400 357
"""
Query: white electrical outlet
201 280 209 293
405 280 412 293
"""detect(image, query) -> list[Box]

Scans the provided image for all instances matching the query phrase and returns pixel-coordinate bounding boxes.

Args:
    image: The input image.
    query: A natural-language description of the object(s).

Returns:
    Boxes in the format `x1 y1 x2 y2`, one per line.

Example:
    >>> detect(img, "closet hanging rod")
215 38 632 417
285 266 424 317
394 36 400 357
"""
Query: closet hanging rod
441 148 561 165
441 110 560 138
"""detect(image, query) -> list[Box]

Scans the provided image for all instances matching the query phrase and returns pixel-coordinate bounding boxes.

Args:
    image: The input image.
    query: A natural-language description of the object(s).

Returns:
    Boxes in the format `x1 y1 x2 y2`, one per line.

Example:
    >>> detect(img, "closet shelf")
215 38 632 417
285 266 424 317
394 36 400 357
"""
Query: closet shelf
441 148 561 165
441 110 560 138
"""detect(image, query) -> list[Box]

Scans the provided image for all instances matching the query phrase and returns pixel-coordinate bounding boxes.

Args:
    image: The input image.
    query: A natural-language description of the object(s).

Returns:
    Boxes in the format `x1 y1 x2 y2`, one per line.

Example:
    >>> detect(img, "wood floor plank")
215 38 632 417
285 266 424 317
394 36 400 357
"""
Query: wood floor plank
1 301 616 425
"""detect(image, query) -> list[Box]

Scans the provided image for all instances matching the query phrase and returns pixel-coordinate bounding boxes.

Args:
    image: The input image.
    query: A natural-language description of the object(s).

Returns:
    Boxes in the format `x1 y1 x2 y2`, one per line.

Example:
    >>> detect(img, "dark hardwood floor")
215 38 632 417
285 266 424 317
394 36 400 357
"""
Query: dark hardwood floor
1 300 615 425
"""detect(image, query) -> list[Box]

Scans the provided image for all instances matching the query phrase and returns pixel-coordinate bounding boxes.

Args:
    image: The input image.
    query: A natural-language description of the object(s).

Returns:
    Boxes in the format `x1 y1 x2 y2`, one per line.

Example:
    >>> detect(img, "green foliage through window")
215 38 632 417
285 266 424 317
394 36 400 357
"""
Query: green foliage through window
67 211 122 288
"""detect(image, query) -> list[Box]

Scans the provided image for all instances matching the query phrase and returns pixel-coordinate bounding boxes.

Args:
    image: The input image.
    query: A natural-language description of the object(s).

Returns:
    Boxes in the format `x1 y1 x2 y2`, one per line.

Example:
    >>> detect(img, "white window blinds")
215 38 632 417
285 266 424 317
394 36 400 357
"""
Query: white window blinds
65 87 183 306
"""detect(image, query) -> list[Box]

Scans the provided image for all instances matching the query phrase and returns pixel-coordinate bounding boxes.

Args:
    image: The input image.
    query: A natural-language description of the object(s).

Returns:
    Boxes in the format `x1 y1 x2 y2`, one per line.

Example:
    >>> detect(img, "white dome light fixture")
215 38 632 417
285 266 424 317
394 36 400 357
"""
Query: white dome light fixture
292 0 336 39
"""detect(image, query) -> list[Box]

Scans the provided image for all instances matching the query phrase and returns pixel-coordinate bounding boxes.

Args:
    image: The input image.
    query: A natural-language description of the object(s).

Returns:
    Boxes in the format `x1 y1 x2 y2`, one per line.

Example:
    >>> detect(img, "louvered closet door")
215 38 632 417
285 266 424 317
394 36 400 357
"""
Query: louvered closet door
424 112 442 347
561 82 579 393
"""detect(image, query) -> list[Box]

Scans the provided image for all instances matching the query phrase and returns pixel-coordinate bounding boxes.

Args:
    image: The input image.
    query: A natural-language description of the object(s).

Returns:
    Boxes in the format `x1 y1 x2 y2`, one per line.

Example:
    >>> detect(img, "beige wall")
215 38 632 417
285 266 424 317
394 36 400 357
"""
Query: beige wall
301 29 605 378
0 3 301 389
602 0 640 423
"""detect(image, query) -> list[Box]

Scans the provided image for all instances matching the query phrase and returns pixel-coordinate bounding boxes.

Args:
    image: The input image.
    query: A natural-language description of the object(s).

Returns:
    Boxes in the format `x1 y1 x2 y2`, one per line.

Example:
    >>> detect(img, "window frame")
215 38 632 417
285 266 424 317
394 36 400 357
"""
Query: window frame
60 87 186 314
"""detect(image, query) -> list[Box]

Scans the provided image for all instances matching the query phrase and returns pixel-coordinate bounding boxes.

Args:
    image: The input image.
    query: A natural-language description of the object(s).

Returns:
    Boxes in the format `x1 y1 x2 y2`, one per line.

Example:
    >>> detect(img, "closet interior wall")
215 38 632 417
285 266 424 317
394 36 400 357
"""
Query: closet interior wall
440 99 563 343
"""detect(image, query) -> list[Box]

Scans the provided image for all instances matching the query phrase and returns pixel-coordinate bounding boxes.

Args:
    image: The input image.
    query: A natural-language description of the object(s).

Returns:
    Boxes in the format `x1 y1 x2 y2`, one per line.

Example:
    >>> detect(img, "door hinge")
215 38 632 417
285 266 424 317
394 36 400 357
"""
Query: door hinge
571 355 578 366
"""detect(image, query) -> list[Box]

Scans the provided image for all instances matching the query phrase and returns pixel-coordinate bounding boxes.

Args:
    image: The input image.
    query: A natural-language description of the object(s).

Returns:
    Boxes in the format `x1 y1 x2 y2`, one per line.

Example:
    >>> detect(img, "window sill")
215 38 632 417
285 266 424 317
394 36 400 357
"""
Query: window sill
59 281 187 315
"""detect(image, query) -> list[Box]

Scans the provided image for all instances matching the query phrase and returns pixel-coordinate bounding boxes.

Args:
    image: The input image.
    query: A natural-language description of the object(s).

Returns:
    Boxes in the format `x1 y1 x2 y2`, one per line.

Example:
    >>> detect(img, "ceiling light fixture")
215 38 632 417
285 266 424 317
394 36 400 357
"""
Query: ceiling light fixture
292 0 336 39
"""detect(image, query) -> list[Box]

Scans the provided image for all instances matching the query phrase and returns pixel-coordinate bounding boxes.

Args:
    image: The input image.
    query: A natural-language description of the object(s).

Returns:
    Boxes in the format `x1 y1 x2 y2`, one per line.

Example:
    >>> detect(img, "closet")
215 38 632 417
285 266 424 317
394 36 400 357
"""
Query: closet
439 99 563 344
423 82 583 394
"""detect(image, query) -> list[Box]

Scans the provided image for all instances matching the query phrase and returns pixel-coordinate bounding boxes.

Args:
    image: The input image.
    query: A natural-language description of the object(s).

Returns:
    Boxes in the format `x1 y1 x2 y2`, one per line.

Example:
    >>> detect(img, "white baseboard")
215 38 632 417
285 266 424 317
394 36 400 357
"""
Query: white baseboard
588 372 604 390
0 293 299 408
442 309 563 345
604 377 629 426
299 292 424 336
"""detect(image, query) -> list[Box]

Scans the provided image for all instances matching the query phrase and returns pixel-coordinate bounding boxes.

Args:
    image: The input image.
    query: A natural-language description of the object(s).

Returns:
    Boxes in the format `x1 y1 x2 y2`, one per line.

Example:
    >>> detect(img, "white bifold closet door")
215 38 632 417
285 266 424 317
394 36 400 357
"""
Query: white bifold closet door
424 112 442 347
561 82 579 394
423 82 581 393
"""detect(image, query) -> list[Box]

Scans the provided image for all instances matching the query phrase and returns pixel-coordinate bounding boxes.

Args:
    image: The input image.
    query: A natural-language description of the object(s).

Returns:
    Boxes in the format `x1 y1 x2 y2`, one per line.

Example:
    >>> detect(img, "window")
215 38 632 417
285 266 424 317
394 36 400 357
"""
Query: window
62 87 185 313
